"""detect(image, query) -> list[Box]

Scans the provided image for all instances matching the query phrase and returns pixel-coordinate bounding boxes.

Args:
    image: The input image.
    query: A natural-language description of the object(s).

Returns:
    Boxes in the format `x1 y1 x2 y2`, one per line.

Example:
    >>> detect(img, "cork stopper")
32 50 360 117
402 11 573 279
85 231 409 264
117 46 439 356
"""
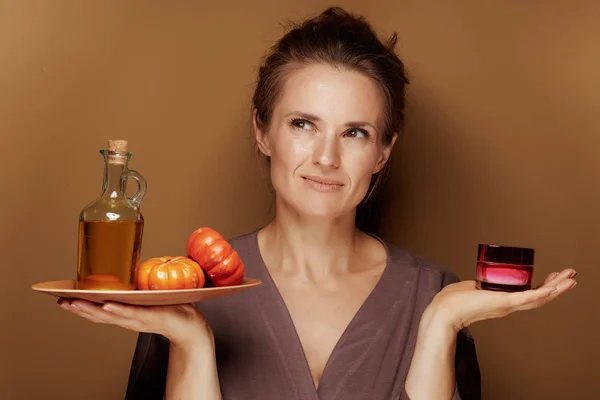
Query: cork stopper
107 139 129 164
108 140 128 152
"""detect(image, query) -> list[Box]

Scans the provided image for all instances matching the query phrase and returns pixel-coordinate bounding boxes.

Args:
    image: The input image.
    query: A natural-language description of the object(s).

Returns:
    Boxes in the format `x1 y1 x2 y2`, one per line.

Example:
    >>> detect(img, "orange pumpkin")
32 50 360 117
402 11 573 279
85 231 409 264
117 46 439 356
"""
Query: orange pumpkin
136 256 205 290
186 227 245 287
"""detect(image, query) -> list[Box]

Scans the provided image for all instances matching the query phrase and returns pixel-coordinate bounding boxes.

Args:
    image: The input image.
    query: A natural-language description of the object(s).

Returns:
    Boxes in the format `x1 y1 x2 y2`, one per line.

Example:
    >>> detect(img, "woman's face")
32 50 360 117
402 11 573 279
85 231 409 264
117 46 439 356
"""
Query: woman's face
255 63 396 219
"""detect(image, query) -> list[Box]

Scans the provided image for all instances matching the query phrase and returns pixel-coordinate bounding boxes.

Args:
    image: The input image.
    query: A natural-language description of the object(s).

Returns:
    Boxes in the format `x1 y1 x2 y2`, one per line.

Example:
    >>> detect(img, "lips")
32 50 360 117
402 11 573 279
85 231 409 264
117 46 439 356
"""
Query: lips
301 175 344 186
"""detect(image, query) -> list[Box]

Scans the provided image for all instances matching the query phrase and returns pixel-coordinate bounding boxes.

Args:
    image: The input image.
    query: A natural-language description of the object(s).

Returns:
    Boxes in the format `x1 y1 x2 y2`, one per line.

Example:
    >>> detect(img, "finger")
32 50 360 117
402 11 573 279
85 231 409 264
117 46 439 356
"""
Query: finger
504 286 557 311
71 300 141 326
101 301 154 325
101 301 170 334
553 269 577 281
538 269 577 289
68 299 145 328
57 299 165 334
70 306 108 324
65 299 172 334
70 299 111 316
101 302 186 336
514 278 577 311
541 272 559 286
58 300 107 324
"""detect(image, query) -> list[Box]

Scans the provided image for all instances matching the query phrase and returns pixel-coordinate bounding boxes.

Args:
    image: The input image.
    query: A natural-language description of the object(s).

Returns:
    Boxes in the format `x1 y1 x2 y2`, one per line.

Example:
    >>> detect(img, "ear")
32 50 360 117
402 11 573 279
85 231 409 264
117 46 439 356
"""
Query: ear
253 109 272 157
373 132 398 174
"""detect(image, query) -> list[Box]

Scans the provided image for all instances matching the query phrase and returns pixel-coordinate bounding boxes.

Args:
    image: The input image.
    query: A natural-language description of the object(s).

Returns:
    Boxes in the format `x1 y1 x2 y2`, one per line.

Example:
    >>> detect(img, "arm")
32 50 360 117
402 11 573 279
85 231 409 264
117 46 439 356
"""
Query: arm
55 299 223 399
402 271 481 400
405 306 458 400
404 268 577 400
166 336 222 400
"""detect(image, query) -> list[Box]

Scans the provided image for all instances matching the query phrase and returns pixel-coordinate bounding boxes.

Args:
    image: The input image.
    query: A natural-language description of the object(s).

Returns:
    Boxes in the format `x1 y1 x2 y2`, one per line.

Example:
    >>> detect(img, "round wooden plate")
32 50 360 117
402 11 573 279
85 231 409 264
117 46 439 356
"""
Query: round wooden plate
31 278 262 306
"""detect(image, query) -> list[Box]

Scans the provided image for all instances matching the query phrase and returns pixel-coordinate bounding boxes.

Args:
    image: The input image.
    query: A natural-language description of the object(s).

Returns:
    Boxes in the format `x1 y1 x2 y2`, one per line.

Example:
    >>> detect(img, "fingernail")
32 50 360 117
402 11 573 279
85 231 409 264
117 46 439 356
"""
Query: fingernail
569 281 577 290
70 302 81 310
60 304 70 311
569 271 578 278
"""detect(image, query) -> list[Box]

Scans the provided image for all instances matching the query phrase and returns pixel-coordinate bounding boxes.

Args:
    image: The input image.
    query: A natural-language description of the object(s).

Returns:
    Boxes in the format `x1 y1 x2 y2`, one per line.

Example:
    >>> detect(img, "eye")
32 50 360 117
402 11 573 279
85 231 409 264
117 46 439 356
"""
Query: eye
344 128 369 139
290 119 314 131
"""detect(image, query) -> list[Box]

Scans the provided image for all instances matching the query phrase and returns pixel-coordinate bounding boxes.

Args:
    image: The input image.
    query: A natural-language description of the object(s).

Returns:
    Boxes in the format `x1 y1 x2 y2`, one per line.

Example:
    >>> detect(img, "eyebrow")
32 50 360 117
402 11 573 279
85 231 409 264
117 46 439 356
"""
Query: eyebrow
284 111 378 131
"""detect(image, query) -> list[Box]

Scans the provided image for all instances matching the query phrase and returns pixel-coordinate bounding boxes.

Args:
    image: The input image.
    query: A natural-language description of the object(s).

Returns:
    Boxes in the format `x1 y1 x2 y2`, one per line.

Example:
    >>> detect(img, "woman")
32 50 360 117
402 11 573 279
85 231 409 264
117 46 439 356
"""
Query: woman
58 7 577 400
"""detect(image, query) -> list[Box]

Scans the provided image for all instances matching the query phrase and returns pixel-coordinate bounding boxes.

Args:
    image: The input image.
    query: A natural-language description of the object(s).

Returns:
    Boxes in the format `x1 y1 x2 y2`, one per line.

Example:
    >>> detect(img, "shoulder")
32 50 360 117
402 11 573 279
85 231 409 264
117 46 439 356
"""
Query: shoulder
226 229 260 253
378 235 462 289
223 229 265 275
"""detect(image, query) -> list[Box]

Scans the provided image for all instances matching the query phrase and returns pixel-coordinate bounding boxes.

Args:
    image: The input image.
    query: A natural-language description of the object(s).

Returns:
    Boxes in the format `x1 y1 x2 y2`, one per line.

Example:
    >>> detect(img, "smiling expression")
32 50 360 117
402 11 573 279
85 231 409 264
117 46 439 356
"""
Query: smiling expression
255 63 396 218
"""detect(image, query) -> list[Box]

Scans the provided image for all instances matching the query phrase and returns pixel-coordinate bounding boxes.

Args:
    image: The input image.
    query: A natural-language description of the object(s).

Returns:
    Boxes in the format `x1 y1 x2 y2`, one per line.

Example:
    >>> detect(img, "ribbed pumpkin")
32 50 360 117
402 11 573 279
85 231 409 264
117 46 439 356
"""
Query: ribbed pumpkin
136 256 205 290
186 227 245 287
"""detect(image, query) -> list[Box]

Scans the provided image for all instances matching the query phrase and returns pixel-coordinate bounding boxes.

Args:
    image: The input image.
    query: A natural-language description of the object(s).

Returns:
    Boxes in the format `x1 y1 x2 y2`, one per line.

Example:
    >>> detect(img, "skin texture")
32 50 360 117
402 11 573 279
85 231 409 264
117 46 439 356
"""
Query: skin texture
255 63 395 220
58 63 577 399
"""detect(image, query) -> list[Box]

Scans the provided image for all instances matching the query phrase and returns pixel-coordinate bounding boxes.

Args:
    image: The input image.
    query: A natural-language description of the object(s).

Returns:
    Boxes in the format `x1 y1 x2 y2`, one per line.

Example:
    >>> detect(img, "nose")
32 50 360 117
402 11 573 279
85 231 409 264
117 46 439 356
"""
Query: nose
312 135 340 169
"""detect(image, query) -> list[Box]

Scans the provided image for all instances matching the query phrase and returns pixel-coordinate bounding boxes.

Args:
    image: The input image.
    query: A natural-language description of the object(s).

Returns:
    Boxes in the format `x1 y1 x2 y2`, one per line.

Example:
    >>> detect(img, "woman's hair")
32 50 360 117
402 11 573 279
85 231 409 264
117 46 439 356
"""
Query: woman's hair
252 6 410 214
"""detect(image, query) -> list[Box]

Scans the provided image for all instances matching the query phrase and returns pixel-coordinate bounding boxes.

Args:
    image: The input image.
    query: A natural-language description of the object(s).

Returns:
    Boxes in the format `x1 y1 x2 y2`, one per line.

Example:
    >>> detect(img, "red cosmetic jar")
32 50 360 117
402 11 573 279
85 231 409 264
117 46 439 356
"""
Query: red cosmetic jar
476 244 535 292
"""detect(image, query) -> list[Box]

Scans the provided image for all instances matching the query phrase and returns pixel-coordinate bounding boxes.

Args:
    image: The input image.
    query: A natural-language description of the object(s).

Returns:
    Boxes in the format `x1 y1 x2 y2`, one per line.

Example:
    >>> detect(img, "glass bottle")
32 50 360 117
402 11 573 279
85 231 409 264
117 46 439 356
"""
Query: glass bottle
476 244 535 292
76 140 147 290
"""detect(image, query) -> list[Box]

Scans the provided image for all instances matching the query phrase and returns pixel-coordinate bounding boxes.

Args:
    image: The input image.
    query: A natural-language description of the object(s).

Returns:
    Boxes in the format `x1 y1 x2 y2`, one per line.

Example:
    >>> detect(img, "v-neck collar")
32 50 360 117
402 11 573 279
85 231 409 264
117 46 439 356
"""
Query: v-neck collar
250 229 395 400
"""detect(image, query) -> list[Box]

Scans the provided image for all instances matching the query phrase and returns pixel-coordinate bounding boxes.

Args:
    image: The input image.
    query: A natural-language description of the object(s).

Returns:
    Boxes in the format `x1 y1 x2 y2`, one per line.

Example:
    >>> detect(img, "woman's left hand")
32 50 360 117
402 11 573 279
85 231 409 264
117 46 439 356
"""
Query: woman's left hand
406 268 577 399
426 268 578 332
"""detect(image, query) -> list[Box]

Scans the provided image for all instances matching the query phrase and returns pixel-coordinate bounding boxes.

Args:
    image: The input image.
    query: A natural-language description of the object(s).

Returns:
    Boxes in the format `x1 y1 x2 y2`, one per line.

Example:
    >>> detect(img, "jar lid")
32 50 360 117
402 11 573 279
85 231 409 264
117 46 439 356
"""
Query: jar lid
477 244 535 265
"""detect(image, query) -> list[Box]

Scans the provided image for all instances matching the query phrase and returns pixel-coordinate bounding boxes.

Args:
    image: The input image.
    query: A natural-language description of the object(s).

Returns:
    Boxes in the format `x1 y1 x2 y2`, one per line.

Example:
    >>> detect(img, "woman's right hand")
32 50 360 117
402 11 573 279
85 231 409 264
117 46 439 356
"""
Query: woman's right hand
59 298 222 399
57 298 213 349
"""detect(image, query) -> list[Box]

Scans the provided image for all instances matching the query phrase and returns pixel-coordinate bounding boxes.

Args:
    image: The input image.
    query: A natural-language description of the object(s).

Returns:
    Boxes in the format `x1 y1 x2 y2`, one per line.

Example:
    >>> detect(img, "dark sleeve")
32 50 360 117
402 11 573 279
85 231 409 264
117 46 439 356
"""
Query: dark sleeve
454 328 481 400
124 332 170 400
442 271 482 400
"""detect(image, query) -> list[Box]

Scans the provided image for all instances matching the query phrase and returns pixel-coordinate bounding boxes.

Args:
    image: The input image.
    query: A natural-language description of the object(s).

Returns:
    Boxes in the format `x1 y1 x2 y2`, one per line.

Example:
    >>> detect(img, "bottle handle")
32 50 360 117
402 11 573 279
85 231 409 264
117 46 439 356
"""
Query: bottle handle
124 169 147 209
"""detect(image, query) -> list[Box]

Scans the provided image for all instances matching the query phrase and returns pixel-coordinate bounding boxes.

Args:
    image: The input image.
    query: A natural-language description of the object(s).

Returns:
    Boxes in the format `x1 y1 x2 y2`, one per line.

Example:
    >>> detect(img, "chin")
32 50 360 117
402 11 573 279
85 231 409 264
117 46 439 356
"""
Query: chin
301 206 344 218
293 197 355 219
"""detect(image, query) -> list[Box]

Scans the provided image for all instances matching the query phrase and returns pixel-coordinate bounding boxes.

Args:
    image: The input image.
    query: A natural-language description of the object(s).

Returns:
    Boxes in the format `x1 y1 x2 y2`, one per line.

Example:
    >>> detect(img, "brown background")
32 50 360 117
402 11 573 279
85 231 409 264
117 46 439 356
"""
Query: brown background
1 1 598 399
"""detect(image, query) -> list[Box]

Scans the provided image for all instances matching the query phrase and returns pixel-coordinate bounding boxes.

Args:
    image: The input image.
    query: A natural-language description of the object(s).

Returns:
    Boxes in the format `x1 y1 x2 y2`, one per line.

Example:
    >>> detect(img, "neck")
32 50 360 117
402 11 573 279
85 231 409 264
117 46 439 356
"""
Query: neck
260 198 366 281
101 162 125 198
